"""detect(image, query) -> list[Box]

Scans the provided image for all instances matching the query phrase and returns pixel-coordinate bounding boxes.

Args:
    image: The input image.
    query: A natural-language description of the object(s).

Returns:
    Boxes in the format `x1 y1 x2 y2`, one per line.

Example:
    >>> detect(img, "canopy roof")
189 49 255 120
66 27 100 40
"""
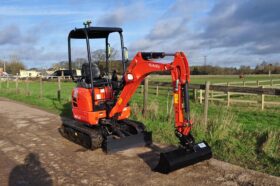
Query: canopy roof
68 27 122 39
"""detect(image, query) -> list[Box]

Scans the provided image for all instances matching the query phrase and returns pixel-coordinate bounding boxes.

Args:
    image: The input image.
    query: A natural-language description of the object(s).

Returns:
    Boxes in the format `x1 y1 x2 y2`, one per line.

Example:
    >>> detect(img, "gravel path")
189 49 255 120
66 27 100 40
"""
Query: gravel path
0 98 279 186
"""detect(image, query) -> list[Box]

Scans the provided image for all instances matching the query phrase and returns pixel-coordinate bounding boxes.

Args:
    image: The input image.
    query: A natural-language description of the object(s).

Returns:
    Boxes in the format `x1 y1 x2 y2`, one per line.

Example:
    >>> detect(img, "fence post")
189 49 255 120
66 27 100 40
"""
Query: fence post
142 78 148 115
203 81 210 127
16 75 19 93
199 89 203 104
227 92 231 107
193 89 197 101
257 80 259 86
210 90 213 103
270 79 273 86
6 78 9 89
261 86 265 110
243 80 246 87
169 95 174 119
166 89 170 114
25 77 30 96
156 85 159 96
40 76 43 98
227 82 230 107
57 77 61 101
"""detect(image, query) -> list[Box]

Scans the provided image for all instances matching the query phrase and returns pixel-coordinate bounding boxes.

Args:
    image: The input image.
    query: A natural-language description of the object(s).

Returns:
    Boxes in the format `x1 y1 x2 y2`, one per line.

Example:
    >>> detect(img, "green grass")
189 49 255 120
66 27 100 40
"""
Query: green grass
0 77 279 176
130 93 280 176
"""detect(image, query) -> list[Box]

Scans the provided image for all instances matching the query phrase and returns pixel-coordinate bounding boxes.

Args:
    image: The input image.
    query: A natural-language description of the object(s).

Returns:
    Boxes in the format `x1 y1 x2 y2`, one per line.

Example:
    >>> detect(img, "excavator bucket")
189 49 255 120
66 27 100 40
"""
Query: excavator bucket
154 141 212 174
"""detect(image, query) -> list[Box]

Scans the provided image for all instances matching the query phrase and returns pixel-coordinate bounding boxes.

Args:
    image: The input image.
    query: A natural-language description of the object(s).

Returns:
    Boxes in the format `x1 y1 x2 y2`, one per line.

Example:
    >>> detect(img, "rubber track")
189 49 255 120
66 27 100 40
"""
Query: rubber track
60 119 103 150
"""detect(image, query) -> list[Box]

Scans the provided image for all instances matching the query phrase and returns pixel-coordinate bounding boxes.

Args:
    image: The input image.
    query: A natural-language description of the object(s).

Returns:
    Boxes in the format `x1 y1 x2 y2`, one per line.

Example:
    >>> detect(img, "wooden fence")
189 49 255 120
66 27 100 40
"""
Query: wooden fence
213 79 280 87
139 78 280 124
1 76 279 125
1 76 279 112
0 76 66 101
140 79 280 112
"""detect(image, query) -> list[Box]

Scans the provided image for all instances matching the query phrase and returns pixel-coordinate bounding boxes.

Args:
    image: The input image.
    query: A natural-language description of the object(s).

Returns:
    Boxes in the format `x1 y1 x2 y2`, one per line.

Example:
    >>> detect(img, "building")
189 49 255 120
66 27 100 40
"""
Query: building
19 70 41 78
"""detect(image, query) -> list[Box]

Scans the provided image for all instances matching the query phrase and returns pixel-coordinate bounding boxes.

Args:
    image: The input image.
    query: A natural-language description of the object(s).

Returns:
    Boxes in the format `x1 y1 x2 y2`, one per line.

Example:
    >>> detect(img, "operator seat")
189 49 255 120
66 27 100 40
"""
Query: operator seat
82 62 101 83
78 63 108 88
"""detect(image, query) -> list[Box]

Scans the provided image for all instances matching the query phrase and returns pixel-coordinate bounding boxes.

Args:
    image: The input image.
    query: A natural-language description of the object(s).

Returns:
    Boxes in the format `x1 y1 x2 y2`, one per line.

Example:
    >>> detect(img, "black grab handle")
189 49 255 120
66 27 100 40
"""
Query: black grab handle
141 52 175 60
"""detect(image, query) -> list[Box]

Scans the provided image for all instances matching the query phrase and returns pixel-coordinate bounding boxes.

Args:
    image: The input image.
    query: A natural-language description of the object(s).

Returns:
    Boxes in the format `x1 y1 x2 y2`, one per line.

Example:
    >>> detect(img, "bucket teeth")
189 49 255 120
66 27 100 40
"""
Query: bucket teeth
154 141 212 174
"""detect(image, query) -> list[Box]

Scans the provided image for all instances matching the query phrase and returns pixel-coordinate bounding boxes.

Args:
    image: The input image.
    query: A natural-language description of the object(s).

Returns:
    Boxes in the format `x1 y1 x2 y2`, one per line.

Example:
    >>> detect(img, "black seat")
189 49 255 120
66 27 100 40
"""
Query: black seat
78 63 109 88
82 63 101 83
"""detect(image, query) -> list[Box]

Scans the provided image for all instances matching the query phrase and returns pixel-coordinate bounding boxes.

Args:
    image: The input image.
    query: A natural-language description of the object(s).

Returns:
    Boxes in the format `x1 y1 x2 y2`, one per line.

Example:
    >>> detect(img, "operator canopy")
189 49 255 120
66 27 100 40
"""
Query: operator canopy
69 27 123 39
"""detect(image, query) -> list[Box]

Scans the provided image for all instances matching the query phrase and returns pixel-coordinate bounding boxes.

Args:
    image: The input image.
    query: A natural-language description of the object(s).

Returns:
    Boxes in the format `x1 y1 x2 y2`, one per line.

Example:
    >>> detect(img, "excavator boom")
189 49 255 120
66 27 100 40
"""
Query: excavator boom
111 52 191 135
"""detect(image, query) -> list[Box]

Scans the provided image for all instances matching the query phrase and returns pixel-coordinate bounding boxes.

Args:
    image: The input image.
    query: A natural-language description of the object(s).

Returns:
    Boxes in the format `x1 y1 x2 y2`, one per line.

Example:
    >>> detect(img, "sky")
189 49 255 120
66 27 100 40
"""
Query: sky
0 0 279 68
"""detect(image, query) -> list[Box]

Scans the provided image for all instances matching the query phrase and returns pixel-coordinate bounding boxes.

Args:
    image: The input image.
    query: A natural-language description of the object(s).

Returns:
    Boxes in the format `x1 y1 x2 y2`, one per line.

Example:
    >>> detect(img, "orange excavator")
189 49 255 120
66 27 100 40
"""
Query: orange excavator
60 21 212 174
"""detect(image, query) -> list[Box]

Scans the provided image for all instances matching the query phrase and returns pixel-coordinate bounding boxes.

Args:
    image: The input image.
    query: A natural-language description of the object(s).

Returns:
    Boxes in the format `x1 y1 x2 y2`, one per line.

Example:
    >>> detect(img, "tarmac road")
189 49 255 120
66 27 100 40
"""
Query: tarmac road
0 98 279 186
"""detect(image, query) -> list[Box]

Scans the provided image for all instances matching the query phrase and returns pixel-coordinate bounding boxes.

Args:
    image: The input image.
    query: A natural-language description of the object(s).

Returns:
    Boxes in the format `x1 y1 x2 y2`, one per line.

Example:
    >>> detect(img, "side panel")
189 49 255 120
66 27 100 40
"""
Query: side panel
72 88 93 112
72 108 106 125
71 86 131 125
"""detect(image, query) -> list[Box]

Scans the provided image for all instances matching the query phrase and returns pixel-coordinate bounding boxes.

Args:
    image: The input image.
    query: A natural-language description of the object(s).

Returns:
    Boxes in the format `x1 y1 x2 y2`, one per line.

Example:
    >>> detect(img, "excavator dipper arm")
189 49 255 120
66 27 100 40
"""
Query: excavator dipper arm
110 52 192 138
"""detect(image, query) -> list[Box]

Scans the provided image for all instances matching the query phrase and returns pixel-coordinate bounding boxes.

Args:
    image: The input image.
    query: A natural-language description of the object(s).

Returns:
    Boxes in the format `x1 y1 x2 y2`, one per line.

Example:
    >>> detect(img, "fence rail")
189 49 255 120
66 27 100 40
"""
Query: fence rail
1 76 280 111
0 77 279 125
147 81 280 96
141 79 280 111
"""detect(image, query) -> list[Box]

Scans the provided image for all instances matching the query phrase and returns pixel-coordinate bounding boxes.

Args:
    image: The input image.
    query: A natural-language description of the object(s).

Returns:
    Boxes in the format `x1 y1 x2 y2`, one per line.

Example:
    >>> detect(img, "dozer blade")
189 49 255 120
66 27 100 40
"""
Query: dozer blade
154 141 212 174
103 131 152 153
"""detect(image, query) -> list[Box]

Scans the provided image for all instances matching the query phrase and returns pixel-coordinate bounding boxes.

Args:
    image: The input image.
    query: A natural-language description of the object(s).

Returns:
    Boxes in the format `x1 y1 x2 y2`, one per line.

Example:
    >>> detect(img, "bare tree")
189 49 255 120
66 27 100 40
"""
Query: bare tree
91 48 118 63
51 61 68 70
6 55 26 75
73 58 87 69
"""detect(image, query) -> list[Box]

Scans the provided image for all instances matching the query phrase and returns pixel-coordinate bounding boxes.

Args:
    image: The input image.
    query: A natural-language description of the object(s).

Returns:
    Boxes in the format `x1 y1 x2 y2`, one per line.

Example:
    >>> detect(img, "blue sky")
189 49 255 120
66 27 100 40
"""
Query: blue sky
0 0 279 68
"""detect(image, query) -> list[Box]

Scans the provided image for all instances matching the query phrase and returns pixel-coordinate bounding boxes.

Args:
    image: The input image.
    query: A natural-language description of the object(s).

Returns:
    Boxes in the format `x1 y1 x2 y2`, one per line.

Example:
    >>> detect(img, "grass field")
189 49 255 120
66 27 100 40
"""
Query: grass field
0 75 279 176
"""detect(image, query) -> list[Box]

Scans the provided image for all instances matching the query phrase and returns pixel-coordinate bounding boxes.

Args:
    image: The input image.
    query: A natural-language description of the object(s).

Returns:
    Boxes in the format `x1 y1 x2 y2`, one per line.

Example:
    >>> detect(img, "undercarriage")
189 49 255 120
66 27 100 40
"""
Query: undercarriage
59 119 152 153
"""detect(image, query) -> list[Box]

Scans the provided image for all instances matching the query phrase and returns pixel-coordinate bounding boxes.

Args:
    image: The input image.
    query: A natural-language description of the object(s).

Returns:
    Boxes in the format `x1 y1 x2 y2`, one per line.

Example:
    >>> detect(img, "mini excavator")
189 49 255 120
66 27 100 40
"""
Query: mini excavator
60 21 212 174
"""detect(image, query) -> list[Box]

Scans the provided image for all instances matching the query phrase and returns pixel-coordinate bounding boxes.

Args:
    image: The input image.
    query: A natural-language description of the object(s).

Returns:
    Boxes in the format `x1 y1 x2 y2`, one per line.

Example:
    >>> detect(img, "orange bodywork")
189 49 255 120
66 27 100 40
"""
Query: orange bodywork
72 52 192 136
72 86 130 125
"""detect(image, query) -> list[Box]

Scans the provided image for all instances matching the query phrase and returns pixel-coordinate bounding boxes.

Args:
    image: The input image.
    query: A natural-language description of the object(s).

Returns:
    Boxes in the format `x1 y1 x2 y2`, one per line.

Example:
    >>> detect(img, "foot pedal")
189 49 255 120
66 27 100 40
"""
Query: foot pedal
154 141 212 174
103 131 152 153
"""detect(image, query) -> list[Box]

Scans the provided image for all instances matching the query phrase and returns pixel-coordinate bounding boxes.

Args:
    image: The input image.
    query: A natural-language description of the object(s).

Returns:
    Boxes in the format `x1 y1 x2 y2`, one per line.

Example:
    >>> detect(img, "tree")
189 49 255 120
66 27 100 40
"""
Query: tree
73 58 87 69
6 56 26 75
239 65 252 75
91 48 118 63
51 61 68 70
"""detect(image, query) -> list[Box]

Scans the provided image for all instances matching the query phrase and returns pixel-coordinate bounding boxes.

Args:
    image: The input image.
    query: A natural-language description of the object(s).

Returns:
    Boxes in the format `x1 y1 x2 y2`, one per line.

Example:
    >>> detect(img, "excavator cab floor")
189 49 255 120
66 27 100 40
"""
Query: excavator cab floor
154 141 212 174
